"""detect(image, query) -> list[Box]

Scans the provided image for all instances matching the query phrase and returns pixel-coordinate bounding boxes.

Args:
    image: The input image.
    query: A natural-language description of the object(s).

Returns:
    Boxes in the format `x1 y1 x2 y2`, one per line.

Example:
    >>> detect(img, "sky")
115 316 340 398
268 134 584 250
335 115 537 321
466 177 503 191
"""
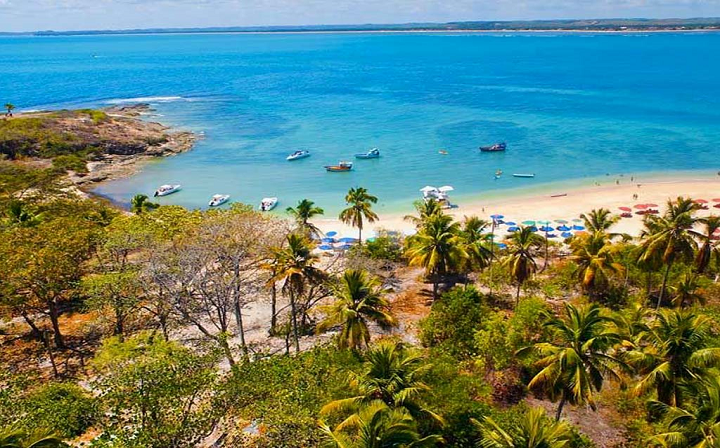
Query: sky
1 0 719 32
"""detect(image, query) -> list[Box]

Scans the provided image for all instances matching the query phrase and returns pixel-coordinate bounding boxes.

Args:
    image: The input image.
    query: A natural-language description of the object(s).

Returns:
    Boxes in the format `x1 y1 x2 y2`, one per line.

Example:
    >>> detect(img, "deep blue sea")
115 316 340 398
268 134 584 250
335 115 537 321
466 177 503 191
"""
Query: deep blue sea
2 32 720 213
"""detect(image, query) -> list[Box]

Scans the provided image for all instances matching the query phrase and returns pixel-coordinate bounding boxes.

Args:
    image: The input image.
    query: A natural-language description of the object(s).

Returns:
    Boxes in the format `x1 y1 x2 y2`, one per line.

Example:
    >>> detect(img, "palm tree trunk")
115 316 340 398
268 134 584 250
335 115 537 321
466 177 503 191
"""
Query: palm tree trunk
48 299 65 349
270 282 277 335
555 395 566 421
542 235 549 272
358 224 362 244
290 289 301 353
657 262 673 309
515 282 521 307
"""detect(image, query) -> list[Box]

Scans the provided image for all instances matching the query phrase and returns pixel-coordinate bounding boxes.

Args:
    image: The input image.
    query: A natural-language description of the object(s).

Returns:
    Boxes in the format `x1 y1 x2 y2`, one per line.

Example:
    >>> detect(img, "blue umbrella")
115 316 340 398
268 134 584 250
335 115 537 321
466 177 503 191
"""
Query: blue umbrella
321 237 335 243
547 233 559 238
507 226 520 232
572 225 585 231
496 243 508 249
338 237 358 243
540 226 554 232
562 232 574 238
529 226 538 232
326 231 338 237
504 221 517 226
340 244 353 250
318 244 333 250
491 214 504 220
557 225 571 231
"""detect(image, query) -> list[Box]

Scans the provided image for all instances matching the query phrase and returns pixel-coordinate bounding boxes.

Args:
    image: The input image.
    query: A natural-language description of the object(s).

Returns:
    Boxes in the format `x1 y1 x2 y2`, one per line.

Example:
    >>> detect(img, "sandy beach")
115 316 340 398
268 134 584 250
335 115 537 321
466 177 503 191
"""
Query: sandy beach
313 174 720 238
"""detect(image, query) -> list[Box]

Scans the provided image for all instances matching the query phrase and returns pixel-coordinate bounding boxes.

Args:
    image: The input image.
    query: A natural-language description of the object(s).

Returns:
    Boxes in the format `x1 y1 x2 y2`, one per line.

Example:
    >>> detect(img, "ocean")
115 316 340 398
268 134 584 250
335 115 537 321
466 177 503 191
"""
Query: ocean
2 31 719 214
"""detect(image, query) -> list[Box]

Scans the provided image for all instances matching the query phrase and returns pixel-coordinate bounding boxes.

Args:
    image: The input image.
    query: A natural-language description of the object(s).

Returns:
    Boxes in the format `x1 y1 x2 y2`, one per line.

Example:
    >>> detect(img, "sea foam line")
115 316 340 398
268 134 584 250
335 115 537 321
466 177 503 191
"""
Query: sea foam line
105 96 184 105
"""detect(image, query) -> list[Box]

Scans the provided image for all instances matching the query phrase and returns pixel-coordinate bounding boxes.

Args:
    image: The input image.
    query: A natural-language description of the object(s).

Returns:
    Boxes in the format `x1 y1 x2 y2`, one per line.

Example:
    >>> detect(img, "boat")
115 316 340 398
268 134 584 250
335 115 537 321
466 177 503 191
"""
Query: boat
513 173 535 178
208 194 230 207
259 197 278 211
495 169 503 176
154 184 181 197
438 150 448 155
550 193 568 198
480 142 507 152
355 148 380 159
324 161 353 172
286 150 310 161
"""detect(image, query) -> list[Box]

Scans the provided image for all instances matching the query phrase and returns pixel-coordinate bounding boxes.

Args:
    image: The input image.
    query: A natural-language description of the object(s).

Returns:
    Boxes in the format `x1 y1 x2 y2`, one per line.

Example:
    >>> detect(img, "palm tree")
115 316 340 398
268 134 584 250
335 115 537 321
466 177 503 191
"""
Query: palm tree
649 375 720 448
459 216 494 274
627 309 720 407
518 303 626 420
286 199 324 237
319 402 443 448
405 213 466 300
4 103 14 117
694 215 720 274
0 427 67 447
580 208 620 235
130 194 158 215
317 270 397 350
638 197 699 309
270 233 324 353
404 199 443 229
321 341 443 428
501 226 544 305
669 272 706 308
569 231 624 301
339 187 378 243
472 407 574 448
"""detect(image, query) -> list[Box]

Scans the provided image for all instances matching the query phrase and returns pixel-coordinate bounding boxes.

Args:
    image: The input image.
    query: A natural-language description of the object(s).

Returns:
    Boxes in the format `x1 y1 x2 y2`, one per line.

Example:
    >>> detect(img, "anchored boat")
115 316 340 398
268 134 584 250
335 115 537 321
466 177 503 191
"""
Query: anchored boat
512 173 535 178
209 194 230 207
259 197 278 211
355 148 380 159
154 184 181 197
286 150 310 161
324 161 353 172
480 142 507 152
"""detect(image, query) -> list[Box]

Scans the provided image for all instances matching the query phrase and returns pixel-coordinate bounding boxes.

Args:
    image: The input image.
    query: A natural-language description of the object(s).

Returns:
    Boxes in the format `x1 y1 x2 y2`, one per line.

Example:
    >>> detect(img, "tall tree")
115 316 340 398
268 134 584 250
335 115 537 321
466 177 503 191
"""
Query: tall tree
569 231 624 301
286 199 324 237
669 272 706 309
317 270 396 350
404 199 443 229
638 197 699 309
518 303 626 420
4 103 14 117
501 226 544 305
472 407 574 448
694 215 720 274
627 309 720 407
130 194 158 215
459 216 494 274
580 208 620 235
339 187 379 243
405 213 465 300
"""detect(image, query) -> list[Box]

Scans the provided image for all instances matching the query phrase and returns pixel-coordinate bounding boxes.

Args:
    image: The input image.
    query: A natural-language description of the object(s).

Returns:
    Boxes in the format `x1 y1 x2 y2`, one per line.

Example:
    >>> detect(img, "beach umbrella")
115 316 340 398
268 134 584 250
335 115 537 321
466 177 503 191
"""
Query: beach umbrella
338 237 358 243
572 225 585 231
507 226 520 232
547 233 559 238
495 243 507 249
555 219 569 224
321 237 335 243
522 220 536 226
644 203 658 208
557 225 571 231
572 218 583 223
713 198 720 203
561 231 574 238
325 231 338 237
504 221 517 226
490 214 504 220
366 237 376 243
537 220 551 226
340 244 353 250
634 204 649 210
403 228 417 236
540 226 554 232
529 226 539 232
715 204 720 209
694 199 708 204
420 186 437 193
318 244 333 251
438 185 454 192
619 206 632 212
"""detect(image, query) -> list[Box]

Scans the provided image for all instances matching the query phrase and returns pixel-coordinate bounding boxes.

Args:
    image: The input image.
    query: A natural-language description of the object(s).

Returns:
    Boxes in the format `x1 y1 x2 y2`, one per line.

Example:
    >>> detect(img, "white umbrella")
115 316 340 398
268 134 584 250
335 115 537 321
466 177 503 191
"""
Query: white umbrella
420 186 437 193
438 185 454 192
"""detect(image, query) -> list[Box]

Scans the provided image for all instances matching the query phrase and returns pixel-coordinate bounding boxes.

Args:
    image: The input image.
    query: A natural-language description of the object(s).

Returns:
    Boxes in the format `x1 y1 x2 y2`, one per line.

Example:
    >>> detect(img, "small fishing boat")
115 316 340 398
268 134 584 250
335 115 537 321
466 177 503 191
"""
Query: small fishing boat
286 150 310 161
324 161 353 172
438 150 448 155
355 148 380 159
154 184 181 197
513 173 535 178
208 194 230 207
259 197 278 211
480 142 507 152
495 169 503 176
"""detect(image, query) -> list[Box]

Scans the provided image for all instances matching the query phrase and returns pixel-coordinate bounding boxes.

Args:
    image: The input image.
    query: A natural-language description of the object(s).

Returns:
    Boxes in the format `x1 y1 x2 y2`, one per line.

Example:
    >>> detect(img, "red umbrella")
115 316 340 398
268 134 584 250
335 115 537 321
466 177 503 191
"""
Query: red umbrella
713 198 720 203
619 206 632 212
715 204 720 209
694 199 709 204
634 204 649 210
644 203 659 208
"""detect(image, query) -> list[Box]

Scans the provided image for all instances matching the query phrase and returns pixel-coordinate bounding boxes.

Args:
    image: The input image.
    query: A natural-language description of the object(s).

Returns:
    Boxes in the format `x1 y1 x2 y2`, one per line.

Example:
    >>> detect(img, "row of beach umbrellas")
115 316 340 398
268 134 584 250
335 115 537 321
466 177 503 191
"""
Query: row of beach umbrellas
489 215 585 239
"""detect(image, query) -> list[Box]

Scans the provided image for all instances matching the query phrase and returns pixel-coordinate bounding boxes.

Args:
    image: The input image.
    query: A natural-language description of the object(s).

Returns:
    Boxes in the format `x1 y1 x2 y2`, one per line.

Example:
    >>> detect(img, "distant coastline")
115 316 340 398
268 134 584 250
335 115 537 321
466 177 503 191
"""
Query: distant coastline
4 17 720 36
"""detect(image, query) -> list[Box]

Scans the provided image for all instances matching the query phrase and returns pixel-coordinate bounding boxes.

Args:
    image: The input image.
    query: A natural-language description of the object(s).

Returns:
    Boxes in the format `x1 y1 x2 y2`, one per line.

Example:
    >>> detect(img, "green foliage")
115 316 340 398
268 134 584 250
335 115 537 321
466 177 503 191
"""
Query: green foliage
51 154 87 173
363 232 404 262
77 109 108 124
419 286 488 359
24 383 97 439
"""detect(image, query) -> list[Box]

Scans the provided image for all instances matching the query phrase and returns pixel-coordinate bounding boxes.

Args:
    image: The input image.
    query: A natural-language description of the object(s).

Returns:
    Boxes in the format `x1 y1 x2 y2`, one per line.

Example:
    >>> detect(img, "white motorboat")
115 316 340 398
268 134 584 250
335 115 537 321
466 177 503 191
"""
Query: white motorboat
154 184 181 197
512 173 535 178
208 194 230 207
286 150 311 161
259 197 278 211
355 148 380 159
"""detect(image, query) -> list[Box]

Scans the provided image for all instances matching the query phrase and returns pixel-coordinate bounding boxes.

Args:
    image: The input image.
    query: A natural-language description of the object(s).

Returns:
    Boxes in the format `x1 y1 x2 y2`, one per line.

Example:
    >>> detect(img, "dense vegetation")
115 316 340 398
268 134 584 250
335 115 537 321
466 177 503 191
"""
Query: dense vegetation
2 162 720 447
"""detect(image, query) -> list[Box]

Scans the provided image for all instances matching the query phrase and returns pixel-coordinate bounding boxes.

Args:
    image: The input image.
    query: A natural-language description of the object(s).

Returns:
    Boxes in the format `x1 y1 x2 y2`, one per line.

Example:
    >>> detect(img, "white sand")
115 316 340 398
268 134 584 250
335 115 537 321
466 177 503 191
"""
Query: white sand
313 175 720 238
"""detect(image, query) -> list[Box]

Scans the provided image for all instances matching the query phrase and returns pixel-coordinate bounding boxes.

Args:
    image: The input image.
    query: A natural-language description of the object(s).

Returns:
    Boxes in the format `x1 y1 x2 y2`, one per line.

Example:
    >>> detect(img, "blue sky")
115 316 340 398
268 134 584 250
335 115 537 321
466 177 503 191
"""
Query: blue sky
1 0 719 32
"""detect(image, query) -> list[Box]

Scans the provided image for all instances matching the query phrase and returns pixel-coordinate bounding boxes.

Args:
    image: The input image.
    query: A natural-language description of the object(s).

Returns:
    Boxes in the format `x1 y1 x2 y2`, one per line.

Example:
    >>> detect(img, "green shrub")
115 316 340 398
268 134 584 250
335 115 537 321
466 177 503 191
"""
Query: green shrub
25 382 97 438
52 154 88 173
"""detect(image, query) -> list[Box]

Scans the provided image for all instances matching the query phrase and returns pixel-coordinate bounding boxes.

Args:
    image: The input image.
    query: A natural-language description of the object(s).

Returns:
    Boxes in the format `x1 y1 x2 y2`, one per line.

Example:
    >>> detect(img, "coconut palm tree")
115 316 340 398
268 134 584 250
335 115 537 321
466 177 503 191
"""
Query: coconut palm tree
286 199 324 237
694 215 720 274
4 103 14 117
270 233 324 353
569 231 624 301
627 309 720 407
317 270 396 350
319 402 443 448
0 427 67 447
580 208 620 235
518 303 626 420
638 197 699 309
669 272 706 309
321 341 443 428
130 194 158 215
472 407 574 448
404 199 443 229
405 213 466 300
501 226 544 305
339 187 378 243
459 216 494 274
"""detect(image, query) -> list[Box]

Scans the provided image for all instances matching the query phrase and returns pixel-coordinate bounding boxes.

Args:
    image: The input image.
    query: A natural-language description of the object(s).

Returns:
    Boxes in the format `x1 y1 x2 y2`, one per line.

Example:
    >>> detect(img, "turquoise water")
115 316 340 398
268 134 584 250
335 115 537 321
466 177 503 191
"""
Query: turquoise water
2 32 720 213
